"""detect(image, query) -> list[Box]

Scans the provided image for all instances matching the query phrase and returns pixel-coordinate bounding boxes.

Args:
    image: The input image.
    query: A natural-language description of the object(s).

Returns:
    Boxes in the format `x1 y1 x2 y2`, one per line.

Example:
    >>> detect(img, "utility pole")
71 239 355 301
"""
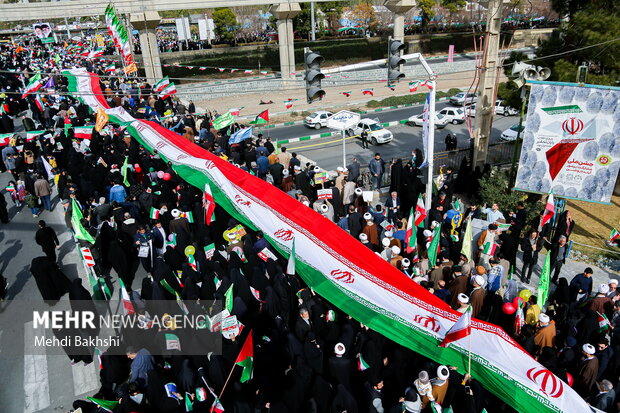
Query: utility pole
310 2 316 41
472 0 503 169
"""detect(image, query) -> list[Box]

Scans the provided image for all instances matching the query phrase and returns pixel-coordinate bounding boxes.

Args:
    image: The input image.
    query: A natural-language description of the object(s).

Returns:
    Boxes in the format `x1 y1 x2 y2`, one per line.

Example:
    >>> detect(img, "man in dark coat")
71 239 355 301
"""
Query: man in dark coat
35 220 60 261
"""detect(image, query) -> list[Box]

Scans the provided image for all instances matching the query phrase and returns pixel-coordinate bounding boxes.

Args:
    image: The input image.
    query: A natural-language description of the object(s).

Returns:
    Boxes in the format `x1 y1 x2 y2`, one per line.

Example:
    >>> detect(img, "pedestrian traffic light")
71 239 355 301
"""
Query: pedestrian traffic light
387 37 406 83
304 48 325 104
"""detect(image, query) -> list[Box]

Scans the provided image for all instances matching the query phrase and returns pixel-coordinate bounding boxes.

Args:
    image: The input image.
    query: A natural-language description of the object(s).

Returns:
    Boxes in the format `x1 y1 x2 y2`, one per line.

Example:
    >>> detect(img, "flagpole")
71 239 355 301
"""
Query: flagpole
218 362 237 400
425 80 436 213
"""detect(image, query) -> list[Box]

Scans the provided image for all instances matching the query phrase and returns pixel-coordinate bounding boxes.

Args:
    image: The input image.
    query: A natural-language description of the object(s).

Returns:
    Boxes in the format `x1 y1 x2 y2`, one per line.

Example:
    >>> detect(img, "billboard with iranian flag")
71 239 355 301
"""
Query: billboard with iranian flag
514 81 620 204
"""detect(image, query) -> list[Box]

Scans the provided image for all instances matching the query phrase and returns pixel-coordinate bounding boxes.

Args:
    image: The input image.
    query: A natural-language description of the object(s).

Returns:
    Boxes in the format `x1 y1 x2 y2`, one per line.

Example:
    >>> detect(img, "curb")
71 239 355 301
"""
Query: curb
278 118 412 145
248 96 453 129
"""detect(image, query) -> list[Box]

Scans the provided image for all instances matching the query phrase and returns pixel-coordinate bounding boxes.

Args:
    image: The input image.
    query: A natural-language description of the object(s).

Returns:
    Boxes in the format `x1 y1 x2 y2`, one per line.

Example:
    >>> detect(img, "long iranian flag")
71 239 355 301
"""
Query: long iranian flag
63 68 591 413
105 4 135 67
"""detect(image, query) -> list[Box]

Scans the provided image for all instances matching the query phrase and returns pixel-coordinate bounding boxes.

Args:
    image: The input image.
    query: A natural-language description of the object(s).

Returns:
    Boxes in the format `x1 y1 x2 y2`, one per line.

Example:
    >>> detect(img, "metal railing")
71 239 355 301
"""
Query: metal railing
359 141 517 189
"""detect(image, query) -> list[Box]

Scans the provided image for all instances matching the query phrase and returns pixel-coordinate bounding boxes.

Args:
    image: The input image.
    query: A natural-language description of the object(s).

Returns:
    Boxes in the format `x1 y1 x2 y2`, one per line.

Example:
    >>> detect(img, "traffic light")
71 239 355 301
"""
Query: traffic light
304 48 325 104
387 37 406 83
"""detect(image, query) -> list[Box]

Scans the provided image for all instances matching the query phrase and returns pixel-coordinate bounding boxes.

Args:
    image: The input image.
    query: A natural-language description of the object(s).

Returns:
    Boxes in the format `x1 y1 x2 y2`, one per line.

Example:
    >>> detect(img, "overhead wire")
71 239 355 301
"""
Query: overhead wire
1 36 618 97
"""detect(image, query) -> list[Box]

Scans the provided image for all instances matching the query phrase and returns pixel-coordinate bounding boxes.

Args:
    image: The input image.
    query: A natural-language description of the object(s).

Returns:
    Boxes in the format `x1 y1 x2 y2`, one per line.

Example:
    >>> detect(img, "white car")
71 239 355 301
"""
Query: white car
449 92 477 106
464 104 477 118
406 113 449 129
500 123 526 141
438 107 465 124
304 111 333 129
346 118 393 145
495 100 519 116
467 101 518 118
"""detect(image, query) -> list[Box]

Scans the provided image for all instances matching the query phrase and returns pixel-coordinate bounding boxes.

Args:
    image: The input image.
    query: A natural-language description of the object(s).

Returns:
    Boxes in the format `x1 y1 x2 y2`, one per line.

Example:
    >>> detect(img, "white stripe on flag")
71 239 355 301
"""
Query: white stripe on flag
23 321 51 413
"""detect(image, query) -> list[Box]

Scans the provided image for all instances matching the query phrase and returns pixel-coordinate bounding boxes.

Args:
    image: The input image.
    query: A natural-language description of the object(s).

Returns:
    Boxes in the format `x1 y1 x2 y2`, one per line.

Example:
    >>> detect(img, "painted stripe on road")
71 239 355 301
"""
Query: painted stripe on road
279 119 414 144
288 135 358 150
23 321 50 413
72 359 99 396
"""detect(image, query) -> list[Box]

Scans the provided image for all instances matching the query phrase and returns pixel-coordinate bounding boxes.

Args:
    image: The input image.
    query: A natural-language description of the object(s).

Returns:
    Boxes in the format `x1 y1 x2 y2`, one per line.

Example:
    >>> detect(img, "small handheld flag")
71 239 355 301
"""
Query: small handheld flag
439 306 471 347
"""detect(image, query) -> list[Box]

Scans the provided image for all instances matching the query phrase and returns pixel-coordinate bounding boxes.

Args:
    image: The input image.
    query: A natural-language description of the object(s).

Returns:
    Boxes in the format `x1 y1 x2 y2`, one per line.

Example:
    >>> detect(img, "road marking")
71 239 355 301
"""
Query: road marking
288 136 358 150
23 321 50 413
72 358 99 396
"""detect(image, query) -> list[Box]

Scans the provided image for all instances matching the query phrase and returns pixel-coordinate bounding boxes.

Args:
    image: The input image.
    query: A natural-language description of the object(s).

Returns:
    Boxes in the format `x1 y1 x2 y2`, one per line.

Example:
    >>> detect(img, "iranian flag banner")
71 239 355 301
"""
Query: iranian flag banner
154 77 170 93
235 331 254 383
34 94 45 111
358 354 370 371
21 73 42 99
74 126 93 140
405 207 416 254
414 195 426 227
104 63 116 73
159 82 177 99
26 130 44 142
63 68 591 413
118 278 135 315
439 306 471 347
609 228 619 243
149 207 160 219
540 193 555 229
482 242 497 256
105 4 135 67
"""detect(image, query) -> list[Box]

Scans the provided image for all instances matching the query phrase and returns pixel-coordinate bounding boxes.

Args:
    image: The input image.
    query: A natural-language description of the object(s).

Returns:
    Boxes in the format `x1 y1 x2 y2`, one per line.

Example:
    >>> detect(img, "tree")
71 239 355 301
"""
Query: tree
293 4 313 40
318 2 345 35
212 8 239 44
347 2 378 32
442 0 466 22
537 6 619 85
417 0 436 29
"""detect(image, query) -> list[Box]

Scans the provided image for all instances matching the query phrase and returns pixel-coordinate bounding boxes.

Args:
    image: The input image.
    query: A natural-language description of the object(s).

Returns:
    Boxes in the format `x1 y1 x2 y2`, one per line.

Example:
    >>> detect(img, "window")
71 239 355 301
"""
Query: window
369 123 383 131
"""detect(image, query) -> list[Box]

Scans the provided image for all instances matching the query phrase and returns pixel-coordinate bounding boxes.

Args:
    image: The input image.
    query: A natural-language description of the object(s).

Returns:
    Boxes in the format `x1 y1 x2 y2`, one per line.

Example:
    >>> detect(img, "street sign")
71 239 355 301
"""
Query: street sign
326 110 361 130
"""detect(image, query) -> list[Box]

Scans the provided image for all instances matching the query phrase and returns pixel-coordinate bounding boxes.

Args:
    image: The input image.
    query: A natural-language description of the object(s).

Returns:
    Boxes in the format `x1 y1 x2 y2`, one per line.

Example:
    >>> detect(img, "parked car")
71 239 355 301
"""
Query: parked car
304 111 333 129
346 118 393 145
500 123 526 141
406 113 449 129
466 101 518 118
464 104 477 118
449 92 477 106
438 107 465 124
495 100 519 116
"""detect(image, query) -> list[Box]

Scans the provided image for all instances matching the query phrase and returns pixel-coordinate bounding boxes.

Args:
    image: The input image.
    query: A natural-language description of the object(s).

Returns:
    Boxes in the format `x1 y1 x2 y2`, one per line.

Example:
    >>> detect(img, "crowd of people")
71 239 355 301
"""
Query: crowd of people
0 38 619 413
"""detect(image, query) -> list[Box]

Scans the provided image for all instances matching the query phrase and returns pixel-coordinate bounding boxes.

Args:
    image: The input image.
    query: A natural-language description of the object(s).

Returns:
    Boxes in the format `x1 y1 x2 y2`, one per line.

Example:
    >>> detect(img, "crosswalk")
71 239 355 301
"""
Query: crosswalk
22 321 100 413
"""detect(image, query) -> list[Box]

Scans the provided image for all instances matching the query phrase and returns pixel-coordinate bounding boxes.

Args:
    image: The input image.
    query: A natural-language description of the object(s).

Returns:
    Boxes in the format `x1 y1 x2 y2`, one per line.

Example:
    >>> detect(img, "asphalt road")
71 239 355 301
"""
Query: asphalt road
258 101 458 142
284 112 518 172
0 117 101 412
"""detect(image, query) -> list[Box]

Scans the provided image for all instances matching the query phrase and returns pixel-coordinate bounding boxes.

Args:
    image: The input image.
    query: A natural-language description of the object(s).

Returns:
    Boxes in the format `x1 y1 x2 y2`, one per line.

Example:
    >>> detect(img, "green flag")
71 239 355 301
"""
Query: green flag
537 253 551 306
224 283 234 312
71 198 95 243
212 111 234 130
184 392 193 411
86 397 119 412
121 156 130 187
427 225 441 267
460 218 473 262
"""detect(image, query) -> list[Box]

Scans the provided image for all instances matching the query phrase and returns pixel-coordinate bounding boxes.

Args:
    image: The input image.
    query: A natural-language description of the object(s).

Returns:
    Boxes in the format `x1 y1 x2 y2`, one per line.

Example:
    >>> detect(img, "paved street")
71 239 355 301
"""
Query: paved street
283 110 518 172
0 120 100 412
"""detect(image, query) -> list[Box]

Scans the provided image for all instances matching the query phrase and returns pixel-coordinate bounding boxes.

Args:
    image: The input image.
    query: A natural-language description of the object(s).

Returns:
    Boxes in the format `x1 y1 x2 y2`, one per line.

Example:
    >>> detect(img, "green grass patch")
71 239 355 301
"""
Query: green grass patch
365 88 462 108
